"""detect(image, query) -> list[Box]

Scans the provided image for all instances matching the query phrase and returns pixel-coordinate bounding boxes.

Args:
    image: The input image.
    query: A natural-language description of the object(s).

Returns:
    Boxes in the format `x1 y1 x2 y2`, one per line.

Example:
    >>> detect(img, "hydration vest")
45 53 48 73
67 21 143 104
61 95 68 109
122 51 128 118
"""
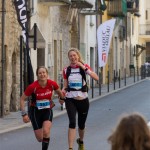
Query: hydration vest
66 66 88 92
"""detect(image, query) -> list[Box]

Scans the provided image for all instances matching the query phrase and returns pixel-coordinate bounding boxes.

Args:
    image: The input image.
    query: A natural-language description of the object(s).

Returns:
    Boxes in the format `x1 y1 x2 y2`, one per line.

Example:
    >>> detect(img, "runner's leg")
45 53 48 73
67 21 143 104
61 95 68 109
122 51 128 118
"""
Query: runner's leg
42 120 52 150
65 98 77 149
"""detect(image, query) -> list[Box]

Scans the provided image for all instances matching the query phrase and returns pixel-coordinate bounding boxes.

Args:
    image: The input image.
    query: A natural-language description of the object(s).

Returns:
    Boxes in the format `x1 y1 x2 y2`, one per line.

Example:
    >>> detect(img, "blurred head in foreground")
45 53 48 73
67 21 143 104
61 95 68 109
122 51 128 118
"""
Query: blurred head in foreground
108 113 150 150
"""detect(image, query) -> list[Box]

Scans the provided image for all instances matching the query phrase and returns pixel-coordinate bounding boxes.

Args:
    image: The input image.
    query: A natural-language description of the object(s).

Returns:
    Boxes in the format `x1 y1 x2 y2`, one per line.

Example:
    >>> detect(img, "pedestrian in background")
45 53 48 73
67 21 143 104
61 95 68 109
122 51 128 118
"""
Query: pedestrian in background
20 66 65 150
60 48 99 150
108 112 150 150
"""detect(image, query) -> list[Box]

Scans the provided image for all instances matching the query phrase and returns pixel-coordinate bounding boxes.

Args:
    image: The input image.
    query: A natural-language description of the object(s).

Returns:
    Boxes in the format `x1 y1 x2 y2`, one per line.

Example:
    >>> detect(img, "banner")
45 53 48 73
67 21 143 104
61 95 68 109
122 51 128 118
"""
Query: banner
14 0 34 85
14 0 28 43
97 19 116 67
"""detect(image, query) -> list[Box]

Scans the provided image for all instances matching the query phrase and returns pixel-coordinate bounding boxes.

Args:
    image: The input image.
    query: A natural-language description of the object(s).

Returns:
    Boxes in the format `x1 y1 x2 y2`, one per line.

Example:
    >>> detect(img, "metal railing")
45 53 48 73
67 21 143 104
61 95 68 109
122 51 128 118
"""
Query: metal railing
88 67 145 99
59 67 146 108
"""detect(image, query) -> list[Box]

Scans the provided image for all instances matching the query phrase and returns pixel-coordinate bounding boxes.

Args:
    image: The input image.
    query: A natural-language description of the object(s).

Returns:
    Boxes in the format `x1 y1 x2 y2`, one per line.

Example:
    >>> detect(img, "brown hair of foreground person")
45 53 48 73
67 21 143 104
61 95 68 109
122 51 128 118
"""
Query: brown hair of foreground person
108 113 150 150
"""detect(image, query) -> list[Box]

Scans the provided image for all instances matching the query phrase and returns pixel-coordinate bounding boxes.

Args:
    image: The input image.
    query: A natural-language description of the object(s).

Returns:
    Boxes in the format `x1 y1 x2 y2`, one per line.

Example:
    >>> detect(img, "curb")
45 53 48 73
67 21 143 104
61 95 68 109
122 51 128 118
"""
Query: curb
90 79 145 103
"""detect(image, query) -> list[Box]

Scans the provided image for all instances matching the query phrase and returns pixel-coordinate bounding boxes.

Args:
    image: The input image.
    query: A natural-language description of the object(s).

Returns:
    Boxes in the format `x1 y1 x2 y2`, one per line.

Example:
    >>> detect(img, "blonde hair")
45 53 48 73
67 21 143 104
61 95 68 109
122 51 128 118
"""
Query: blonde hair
36 66 48 76
68 48 84 64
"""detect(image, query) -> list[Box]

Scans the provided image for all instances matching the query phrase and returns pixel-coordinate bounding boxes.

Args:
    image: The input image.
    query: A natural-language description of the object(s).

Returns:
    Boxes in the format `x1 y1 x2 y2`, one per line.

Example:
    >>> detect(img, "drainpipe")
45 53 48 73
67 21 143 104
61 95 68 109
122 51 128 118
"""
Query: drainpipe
96 0 99 76
78 9 80 50
20 35 23 96
1 0 6 117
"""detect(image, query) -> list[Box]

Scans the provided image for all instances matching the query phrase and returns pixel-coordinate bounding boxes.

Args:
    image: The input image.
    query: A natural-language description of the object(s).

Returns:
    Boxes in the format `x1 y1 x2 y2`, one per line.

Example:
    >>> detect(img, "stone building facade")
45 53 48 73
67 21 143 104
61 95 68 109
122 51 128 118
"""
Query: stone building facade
29 2 79 84
0 1 21 115
0 0 111 116
0 0 80 116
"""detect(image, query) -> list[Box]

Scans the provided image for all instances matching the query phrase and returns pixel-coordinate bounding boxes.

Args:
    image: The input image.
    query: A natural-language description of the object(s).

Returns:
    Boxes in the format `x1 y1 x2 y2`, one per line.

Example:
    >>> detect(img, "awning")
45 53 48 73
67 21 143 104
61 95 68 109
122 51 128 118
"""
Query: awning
38 0 71 6
71 0 93 8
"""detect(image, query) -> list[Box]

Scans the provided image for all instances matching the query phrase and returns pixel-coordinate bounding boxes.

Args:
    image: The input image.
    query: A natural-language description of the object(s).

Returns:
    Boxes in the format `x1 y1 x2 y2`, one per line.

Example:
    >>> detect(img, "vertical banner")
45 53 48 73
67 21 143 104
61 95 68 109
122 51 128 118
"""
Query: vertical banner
14 0 28 43
14 0 34 85
97 19 116 67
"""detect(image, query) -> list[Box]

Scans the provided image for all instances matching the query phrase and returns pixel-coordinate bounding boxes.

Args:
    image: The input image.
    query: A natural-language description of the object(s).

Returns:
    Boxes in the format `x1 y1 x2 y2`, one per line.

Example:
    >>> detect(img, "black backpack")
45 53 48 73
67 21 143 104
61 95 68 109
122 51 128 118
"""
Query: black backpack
66 66 88 92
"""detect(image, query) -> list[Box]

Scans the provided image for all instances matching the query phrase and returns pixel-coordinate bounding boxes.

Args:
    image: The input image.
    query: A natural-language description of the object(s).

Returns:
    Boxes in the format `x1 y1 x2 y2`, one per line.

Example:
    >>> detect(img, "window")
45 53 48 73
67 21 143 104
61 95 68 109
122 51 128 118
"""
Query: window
146 10 148 20
59 40 63 71
48 44 53 68
132 18 134 35
29 0 34 15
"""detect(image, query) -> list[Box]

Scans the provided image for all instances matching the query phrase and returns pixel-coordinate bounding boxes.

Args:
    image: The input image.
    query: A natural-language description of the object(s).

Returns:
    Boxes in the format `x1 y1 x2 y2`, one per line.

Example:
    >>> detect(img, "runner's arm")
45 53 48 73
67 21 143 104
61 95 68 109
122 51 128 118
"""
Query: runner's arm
88 71 99 81
20 93 30 123
76 62 99 81
55 88 65 105
55 88 65 100
20 93 28 112
62 79 68 93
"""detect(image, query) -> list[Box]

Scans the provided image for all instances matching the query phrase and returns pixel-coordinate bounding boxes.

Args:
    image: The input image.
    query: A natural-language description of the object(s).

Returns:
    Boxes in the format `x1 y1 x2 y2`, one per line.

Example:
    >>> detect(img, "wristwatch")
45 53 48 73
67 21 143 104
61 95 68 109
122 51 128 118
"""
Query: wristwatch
21 110 27 117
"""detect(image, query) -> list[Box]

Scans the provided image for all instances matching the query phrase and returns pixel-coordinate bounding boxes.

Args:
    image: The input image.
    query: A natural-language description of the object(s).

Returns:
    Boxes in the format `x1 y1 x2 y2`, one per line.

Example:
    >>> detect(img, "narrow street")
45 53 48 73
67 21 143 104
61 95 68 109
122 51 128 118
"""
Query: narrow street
1 79 150 150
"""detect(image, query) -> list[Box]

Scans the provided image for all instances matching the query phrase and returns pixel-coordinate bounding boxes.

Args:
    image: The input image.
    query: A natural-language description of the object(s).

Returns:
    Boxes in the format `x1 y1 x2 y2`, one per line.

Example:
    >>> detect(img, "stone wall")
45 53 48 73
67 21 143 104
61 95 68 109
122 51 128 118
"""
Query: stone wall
0 1 21 115
0 2 79 115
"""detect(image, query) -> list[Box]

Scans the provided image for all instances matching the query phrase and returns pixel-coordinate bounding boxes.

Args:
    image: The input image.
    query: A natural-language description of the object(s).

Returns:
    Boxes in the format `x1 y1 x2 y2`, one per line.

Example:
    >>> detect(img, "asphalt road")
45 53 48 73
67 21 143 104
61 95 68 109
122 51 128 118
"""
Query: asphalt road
1 79 150 150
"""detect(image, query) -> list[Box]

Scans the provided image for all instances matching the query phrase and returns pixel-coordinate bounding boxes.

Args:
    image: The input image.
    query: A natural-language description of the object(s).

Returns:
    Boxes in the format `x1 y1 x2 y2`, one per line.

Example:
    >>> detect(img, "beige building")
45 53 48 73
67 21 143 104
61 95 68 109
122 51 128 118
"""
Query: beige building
101 0 142 84
29 0 96 83
0 1 21 116
139 0 150 64
29 0 100 88
0 0 98 116
1 0 148 116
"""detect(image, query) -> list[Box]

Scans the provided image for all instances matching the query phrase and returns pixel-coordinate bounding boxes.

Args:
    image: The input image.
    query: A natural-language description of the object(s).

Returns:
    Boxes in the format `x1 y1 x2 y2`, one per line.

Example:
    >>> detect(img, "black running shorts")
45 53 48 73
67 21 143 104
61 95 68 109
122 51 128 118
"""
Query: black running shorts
29 106 53 130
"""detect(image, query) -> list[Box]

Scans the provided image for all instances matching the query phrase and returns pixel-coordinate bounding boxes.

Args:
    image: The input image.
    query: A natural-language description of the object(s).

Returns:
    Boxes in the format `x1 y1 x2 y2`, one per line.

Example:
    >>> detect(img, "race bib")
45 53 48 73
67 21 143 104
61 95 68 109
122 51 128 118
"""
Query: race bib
36 99 50 110
69 80 82 89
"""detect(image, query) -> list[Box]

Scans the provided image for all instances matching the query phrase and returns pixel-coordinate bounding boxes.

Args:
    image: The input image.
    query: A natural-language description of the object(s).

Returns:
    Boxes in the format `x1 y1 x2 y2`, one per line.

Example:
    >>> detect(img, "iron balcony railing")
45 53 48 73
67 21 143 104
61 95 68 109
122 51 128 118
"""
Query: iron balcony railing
139 24 150 35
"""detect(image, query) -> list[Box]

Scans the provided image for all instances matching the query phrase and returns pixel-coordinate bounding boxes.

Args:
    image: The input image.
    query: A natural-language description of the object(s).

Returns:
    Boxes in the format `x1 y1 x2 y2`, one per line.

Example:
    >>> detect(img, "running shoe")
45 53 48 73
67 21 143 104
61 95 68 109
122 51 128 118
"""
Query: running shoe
76 138 84 150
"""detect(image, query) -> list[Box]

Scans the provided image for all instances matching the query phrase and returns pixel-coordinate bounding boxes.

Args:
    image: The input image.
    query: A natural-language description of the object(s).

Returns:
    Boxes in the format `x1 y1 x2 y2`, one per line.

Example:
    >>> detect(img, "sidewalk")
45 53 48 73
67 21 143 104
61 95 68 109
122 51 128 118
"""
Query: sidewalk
0 77 145 134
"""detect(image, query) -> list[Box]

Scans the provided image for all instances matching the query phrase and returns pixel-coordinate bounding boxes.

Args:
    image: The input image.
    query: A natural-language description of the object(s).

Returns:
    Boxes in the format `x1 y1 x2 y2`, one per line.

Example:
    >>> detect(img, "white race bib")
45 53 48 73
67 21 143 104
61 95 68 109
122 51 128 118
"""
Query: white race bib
36 99 50 110
69 81 82 89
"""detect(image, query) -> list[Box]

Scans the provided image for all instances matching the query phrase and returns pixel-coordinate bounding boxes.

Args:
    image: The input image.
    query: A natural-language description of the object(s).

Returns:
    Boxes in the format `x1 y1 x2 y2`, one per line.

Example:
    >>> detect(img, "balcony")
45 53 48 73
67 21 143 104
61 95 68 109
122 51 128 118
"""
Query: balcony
38 0 71 6
71 0 93 9
139 24 150 40
107 0 127 17
127 0 139 13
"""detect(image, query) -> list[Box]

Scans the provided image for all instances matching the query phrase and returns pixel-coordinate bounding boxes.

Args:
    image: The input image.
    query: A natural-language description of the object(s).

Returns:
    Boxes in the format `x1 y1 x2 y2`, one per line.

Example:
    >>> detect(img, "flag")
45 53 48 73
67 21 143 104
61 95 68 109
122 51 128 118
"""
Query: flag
14 0 34 85
14 0 28 43
97 19 116 67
